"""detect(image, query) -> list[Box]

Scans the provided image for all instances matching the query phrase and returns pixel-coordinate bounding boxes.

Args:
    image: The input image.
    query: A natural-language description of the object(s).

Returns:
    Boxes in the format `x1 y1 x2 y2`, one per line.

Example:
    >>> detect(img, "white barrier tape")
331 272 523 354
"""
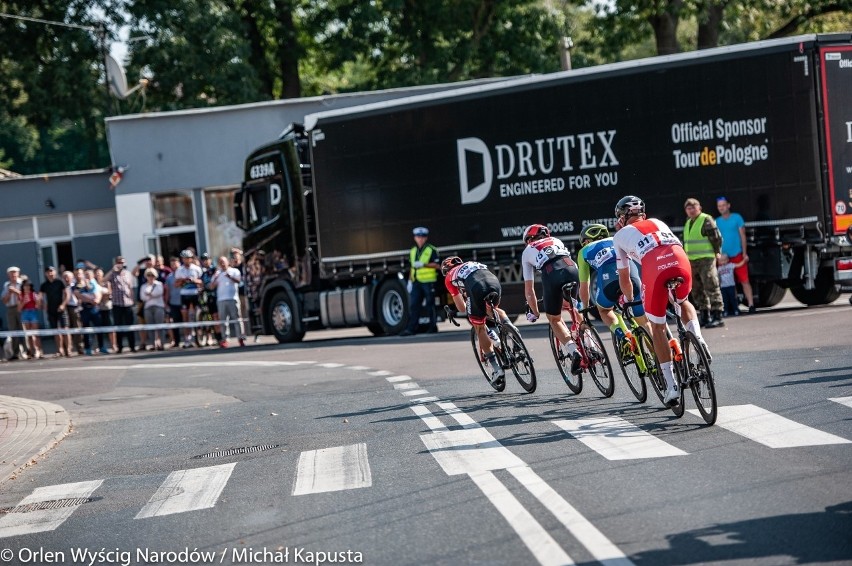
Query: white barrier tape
0 318 249 339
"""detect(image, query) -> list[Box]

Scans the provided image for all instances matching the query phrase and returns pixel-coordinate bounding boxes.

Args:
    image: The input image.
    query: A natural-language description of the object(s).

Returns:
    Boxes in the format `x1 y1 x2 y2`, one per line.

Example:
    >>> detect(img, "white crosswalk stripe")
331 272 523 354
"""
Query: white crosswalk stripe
135 463 236 519
552 416 688 460
292 443 373 495
829 396 852 409
0 480 103 538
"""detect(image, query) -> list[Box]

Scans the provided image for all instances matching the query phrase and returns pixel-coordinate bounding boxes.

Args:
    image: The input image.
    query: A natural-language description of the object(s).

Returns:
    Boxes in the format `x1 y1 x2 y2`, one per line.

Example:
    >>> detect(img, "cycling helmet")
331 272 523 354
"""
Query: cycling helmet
614 195 645 219
441 256 463 276
180 249 194 259
580 223 610 244
522 224 550 243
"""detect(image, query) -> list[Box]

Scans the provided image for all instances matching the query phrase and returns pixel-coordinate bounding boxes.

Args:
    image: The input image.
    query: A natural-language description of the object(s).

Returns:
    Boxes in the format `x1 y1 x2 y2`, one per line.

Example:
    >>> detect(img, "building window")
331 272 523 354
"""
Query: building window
37 214 70 238
0 218 35 242
205 188 243 258
72 209 118 235
153 192 194 229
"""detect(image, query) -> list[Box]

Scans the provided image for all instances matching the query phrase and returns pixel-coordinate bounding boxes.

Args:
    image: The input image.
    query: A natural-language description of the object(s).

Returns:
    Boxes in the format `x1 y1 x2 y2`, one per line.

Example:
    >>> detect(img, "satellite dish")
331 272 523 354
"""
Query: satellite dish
105 53 146 99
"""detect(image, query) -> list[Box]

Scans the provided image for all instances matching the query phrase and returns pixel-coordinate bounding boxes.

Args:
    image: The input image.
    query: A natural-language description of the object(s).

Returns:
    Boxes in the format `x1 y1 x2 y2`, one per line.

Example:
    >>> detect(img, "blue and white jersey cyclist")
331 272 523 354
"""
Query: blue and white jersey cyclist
521 224 583 375
576 223 649 345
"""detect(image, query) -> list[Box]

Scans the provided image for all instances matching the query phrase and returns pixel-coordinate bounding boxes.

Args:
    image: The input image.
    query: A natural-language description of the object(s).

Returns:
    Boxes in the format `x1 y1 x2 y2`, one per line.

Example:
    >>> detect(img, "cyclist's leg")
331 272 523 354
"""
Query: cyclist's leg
641 252 681 401
544 264 581 370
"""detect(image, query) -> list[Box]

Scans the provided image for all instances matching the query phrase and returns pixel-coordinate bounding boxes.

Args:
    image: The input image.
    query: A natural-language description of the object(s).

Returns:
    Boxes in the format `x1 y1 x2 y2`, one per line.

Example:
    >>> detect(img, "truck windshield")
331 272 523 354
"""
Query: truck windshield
244 181 279 231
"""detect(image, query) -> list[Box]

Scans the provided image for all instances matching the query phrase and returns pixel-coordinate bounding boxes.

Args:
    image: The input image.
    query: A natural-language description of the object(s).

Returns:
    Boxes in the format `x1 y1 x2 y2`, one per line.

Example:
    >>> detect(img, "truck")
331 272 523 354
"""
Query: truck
234 33 852 343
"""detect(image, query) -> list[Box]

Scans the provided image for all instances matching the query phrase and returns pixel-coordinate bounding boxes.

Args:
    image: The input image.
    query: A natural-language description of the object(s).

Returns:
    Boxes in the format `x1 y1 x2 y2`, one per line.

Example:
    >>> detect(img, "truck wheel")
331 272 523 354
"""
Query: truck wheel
268 291 305 343
790 268 840 306
367 322 386 337
375 279 408 335
754 281 786 308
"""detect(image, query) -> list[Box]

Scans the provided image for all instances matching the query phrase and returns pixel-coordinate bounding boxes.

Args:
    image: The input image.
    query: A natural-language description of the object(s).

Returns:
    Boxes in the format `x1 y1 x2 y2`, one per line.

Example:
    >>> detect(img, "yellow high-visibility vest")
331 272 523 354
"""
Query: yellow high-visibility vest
684 213 716 260
409 245 438 283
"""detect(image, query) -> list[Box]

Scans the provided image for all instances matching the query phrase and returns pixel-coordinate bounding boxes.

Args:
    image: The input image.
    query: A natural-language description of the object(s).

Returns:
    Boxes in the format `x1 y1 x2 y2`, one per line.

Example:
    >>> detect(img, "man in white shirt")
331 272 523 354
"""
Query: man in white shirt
174 249 204 348
1 266 23 359
210 256 245 347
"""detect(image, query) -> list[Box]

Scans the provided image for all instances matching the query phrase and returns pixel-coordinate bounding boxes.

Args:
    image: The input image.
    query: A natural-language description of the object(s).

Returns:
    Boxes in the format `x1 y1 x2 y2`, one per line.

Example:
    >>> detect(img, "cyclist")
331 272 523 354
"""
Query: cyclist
521 224 582 374
577 223 649 353
612 195 711 406
442 256 506 385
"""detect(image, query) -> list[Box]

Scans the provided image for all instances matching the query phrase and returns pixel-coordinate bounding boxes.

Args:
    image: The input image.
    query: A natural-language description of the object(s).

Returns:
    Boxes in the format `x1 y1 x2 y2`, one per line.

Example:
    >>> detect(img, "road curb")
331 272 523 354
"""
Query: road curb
0 395 71 487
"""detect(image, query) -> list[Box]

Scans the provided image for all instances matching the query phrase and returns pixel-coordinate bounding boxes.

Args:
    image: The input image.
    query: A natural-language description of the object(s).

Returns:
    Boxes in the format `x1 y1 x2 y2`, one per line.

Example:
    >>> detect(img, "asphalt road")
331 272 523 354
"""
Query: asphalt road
0 295 850 566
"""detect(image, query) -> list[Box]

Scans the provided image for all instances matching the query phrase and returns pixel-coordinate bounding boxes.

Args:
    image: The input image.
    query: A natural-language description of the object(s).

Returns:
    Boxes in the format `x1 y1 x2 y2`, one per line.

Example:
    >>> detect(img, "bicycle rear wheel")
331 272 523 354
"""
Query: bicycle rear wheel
582 325 615 397
612 332 647 402
470 328 505 392
635 327 666 406
684 332 717 425
670 358 686 417
504 325 536 393
550 326 581 394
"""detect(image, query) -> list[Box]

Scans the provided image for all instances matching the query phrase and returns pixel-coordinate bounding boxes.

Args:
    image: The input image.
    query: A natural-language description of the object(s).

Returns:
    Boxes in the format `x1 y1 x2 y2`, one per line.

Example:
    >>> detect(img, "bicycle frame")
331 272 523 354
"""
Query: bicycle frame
612 302 649 374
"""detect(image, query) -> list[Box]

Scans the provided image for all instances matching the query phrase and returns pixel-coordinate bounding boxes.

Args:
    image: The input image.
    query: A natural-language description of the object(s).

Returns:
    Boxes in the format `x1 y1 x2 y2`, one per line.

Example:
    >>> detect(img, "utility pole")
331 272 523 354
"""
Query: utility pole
560 36 574 71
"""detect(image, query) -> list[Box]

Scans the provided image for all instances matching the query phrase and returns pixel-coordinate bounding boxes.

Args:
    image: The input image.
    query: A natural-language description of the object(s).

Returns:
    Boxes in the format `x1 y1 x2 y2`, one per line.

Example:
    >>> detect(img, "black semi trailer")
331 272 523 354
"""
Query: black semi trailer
235 33 852 342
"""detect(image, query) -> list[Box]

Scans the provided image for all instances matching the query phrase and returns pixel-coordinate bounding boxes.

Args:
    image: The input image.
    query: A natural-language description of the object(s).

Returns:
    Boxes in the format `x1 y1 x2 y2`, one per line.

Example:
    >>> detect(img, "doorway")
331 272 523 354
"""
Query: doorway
158 232 197 260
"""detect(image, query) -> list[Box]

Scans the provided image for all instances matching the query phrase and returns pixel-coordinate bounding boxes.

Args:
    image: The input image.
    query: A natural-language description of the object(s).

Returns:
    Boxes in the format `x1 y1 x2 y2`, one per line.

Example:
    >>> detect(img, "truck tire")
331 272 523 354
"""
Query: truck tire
375 279 408 335
754 281 786 308
267 290 305 343
366 322 386 337
790 268 840 306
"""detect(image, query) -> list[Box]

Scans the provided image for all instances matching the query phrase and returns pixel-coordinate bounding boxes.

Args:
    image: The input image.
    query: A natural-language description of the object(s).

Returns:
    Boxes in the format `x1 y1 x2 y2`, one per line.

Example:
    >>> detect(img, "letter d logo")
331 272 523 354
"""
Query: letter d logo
270 183 282 206
457 137 492 205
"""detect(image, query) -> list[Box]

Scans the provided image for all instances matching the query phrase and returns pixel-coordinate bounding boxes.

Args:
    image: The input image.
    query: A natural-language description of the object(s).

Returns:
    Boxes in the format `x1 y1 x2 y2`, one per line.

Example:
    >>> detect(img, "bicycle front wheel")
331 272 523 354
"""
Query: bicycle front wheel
471 327 505 392
635 327 666 406
550 326 581 394
582 324 615 398
504 325 536 393
684 332 717 425
670 357 686 418
613 332 647 402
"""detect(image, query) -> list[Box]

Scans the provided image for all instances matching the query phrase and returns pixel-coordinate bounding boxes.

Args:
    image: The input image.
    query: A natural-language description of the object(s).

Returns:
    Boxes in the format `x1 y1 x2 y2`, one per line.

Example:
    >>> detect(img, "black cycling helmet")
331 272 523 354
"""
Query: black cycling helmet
441 256 463 276
614 195 646 220
580 223 610 244
522 224 550 243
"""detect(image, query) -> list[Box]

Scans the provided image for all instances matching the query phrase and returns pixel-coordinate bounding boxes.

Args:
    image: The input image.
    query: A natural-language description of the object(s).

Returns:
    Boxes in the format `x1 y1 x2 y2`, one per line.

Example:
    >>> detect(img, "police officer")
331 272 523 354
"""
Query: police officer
400 227 440 336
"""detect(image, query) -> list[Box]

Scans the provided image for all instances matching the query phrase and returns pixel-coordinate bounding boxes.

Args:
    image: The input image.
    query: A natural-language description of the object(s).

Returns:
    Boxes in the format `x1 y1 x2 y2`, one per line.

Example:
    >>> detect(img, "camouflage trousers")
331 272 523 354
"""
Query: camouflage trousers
689 257 724 312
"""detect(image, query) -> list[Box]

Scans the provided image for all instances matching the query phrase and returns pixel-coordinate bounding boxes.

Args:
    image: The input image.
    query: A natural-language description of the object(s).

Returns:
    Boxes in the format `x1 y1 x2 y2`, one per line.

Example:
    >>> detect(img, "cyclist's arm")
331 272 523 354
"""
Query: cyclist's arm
524 280 539 317
577 246 592 307
618 267 634 302
451 293 466 313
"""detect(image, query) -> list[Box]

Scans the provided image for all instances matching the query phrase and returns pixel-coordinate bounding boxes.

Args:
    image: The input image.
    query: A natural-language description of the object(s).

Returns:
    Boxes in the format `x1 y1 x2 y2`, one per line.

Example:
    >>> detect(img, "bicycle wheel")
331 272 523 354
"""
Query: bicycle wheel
635 327 666 406
581 324 615 397
670 357 686 417
470 327 505 392
504 325 536 393
684 332 717 425
550 326 581 394
612 332 647 402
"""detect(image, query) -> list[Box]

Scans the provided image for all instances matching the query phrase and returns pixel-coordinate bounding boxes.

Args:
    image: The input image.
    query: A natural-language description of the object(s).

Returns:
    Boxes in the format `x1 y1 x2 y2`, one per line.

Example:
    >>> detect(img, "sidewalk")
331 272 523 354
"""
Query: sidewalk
0 395 70 486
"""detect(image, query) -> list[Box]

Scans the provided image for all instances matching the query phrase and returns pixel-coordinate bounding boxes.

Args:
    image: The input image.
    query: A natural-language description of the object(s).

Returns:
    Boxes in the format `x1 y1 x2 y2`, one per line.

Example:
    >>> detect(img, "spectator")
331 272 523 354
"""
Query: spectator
716 196 756 313
75 268 101 356
174 249 203 348
717 254 740 317
683 198 725 328
245 251 265 332
61 270 83 355
1 266 23 360
95 268 116 354
199 252 223 347
133 255 156 350
400 227 440 336
141 267 166 350
231 248 248 332
211 255 245 348
156 255 172 278
40 266 66 356
105 256 136 353
18 278 43 359
164 257 182 347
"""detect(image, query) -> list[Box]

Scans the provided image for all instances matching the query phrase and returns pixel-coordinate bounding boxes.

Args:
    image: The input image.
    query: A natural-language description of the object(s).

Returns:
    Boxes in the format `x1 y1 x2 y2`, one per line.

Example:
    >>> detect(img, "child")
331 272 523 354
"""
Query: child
717 253 740 317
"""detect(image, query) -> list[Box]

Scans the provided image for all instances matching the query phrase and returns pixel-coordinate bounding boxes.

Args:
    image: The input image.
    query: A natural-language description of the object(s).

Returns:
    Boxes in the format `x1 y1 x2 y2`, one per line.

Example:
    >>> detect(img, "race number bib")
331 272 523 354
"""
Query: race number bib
456 262 486 280
636 230 679 259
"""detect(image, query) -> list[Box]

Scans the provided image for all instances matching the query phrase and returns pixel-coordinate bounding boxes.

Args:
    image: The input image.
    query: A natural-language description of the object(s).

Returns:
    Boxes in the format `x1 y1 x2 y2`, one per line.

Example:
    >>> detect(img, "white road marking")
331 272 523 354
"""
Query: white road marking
135 463 236 519
369 370 392 376
385 375 412 383
345 366 370 371
411 404 449 432
436 401 480 429
317 362 345 368
0 361 318 375
393 382 419 390
409 396 439 403
420 427 526 475
401 389 430 397
292 443 372 496
0 480 103 537
508 467 633 566
552 417 687 460
469 471 574 566
830 396 852 409
692 404 851 448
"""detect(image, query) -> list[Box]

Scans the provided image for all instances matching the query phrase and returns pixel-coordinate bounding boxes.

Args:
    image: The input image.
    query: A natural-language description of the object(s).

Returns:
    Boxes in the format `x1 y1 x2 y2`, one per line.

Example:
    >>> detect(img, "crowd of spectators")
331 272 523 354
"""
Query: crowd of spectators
1 248 247 361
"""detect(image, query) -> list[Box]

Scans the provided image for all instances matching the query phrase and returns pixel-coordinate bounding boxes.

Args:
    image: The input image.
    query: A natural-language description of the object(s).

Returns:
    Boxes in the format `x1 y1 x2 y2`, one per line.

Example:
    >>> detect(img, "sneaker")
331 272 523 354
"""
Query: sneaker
748 305 756 314
663 386 681 405
99 347 110 354
570 351 582 375
84 348 93 356
219 340 228 348
238 337 246 347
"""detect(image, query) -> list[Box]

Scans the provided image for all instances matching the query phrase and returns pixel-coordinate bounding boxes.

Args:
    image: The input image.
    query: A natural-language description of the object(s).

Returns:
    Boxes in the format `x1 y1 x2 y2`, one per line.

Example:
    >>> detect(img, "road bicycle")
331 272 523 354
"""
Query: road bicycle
646 277 718 425
549 283 614 397
445 295 537 393
611 299 659 403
